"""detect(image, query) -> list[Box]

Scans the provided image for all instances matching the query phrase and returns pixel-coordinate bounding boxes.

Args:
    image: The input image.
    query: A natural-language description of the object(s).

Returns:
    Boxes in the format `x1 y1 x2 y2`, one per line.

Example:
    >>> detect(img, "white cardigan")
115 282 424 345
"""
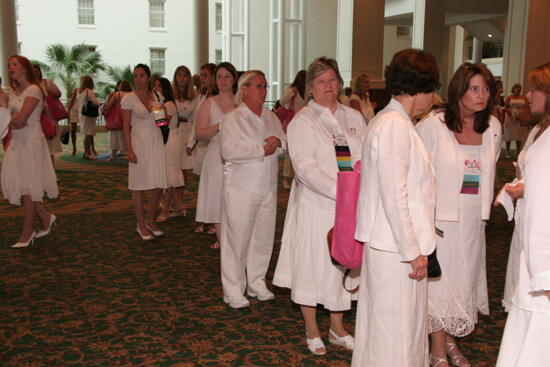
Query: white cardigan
355 98 436 261
220 103 286 195
523 127 550 292
416 111 502 222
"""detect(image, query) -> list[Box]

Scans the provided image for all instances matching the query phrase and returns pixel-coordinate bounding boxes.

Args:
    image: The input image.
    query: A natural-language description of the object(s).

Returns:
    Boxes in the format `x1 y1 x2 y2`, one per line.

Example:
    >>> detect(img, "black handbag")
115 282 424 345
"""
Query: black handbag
60 128 70 145
81 90 99 117
427 250 441 279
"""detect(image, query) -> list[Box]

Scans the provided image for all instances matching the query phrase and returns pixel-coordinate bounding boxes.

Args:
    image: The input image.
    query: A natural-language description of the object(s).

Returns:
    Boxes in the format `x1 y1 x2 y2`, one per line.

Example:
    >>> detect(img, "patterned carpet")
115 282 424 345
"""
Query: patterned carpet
0 132 516 366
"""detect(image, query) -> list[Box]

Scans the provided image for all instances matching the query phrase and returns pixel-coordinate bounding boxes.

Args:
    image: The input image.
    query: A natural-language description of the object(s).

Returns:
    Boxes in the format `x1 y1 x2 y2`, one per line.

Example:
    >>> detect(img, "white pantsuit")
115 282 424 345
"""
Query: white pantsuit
352 98 436 367
219 104 286 301
273 102 365 311
497 126 550 367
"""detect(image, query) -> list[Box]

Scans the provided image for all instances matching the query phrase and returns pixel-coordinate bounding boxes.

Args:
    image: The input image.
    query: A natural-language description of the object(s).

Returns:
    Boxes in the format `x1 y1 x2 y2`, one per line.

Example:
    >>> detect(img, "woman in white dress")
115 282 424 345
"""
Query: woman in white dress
171 65 199 218
278 70 306 189
1 55 58 248
76 75 100 160
103 80 131 161
503 83 529 158
352 49 440 367
416 63 502 367
220 70 286 308
496 62 550 367
121 64 167 241
154 77 186 222
195 62 237 248
349 73 376 124
273 57 366 356
33 64 63 166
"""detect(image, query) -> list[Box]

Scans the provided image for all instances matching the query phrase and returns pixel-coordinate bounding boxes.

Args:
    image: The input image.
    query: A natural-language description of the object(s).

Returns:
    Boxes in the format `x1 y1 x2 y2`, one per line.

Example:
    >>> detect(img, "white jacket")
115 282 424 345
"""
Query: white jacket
220 103 286 195
523 127 550 292
288 101 366 210
416 111 502 221
355 98 436 261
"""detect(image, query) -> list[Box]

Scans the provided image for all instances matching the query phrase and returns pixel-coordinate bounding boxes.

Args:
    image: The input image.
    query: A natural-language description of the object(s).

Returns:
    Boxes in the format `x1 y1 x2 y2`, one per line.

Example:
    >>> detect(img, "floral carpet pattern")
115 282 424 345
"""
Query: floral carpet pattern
1 133 517 366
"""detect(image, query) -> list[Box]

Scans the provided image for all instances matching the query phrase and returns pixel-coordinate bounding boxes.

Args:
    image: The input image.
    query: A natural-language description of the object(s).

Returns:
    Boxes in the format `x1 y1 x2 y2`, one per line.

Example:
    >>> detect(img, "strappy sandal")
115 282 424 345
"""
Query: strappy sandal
206 226 216 235
446 341 471 367
306 335 326 356
430 354 449 367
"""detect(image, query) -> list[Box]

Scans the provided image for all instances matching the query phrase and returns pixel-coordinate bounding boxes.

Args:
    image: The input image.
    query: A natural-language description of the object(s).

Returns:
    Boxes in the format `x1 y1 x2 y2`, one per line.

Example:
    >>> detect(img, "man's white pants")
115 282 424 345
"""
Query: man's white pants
220 185 277 299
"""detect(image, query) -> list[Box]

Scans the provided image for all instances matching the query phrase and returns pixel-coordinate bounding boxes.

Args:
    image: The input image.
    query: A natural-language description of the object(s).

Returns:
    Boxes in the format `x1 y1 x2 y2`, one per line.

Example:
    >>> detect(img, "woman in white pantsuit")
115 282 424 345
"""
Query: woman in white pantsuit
219 70 286 309
352 49 440 367
122 63 167 241
416 63 502 367
273 57 366 356
496 62 550 367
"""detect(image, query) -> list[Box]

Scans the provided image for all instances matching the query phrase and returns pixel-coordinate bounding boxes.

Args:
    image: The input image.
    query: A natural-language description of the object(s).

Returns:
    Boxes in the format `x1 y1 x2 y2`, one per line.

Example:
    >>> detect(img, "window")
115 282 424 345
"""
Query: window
215 49 223 64
149 0 166 28
150 48 166 75
77 0 95 25
396 26 411 38
84 45 97 53
215 3 223 31
15 0 20 23
17 42 22 54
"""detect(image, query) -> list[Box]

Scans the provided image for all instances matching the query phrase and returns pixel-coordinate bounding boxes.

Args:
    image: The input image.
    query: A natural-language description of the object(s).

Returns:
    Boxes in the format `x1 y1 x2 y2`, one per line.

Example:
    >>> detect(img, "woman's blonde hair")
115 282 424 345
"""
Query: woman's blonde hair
305 57 343 100
172 65 197 101
352 73 369 97
528 62 550 121
234 70 265 105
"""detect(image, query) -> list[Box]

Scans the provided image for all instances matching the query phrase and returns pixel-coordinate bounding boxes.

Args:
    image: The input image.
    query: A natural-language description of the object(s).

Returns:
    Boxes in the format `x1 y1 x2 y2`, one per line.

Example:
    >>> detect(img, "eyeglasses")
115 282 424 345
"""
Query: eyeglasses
247 83 269 90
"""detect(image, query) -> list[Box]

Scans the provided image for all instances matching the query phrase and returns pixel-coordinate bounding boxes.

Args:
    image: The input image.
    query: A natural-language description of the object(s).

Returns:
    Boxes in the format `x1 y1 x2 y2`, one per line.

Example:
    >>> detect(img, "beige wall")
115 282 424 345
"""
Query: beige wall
248 0 270 74
305 0 338 64
523 0 550 87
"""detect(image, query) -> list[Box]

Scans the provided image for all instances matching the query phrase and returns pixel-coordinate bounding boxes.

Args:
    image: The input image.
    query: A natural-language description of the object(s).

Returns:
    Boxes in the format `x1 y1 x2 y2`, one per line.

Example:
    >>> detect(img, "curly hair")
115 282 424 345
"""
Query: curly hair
444 62 495 133
384 49 440 96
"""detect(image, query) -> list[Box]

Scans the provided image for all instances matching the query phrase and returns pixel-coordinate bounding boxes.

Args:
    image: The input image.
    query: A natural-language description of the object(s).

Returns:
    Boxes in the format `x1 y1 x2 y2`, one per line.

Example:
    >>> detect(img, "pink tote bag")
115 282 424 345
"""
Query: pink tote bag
330 160 364 270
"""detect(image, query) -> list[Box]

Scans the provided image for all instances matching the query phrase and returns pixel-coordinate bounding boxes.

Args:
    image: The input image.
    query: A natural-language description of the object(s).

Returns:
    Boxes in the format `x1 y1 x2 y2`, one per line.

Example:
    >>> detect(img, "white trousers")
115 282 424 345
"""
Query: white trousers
352 246 429 367
220 185 277 299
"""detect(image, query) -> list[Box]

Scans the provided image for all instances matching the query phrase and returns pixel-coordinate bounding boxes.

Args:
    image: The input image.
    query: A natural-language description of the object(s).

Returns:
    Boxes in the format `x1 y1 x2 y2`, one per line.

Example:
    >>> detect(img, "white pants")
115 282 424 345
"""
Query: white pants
220 185 277 299
352 246 429 367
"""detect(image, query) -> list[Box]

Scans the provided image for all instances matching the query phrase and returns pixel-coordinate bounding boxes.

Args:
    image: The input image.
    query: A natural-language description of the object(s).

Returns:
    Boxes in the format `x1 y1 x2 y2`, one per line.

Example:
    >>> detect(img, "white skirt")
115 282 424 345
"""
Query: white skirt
46 125 63 154
109 130 125 151
164 127 184 188
179 123 194 170
503 200 523 311
1 133 58 205
195 138 223 223
273 185 357 311
428 194 489 337
81 116 97 136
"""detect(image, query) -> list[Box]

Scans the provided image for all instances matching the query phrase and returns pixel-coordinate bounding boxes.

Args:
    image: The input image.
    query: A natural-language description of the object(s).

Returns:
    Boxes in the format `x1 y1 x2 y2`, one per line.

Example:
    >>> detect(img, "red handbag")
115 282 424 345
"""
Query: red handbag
275 95 295 133
45 95 68 121
40 110 57 139
104 93 123 131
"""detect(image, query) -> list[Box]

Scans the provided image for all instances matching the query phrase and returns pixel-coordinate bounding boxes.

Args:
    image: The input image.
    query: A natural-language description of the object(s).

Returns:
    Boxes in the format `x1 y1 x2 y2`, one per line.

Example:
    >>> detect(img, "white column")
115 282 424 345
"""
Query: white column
472 37 483 63
412 0 426 49
336 0 354 86
502 0 529 93
453 25 465 71
0 0 18 87
194 0 209 71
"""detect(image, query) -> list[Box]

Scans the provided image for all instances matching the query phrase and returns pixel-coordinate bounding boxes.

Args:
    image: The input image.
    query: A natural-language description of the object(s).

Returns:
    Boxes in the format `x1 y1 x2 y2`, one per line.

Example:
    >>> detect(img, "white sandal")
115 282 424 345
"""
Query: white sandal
306 335 326 356
328 329 354 350
430 354 449 367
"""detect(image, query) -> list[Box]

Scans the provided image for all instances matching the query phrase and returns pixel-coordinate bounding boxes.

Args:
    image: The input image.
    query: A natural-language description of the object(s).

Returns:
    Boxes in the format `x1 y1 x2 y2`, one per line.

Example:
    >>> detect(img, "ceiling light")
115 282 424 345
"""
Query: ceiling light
488 33 493 38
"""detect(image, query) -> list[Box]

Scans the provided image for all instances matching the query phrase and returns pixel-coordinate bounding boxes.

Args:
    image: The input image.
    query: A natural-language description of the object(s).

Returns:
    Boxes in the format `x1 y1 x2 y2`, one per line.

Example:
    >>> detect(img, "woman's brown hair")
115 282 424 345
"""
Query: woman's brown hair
8 55 39 89
444 62 495 133
80 75 95 90
172 65 197 101
528 62 550 121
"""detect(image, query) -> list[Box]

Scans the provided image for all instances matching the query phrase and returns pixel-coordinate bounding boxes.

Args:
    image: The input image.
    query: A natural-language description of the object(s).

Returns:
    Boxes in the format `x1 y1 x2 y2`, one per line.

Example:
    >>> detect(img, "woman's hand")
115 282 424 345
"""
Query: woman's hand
408 255 428 281
263 136 280 156
186 146 194 156
505 183 524 200
127 150 138 164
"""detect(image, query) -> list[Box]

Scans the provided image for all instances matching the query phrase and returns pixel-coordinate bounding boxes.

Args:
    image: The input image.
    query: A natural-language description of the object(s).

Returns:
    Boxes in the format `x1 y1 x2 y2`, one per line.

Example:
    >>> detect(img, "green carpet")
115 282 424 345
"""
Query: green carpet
0 132 518 366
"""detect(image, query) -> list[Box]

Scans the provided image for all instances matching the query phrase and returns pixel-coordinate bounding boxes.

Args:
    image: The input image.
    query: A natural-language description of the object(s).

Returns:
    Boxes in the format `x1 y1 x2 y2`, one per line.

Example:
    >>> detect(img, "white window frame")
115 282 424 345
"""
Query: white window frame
215 2 223 33
150 48 166 76
215 49 223 64
221 0 249 71
77 0 95 27
149 0 166 30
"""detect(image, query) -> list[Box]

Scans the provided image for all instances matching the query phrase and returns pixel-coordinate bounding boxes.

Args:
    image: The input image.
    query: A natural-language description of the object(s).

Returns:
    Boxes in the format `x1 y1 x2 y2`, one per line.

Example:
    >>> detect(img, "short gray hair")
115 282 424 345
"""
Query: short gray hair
234 70 265 105
305 57 344 98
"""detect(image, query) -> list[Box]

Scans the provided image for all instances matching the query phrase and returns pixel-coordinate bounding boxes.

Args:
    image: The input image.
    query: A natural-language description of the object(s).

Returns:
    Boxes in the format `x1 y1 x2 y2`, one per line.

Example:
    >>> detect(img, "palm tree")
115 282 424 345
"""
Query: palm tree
35 43 105 100
96 65 135 99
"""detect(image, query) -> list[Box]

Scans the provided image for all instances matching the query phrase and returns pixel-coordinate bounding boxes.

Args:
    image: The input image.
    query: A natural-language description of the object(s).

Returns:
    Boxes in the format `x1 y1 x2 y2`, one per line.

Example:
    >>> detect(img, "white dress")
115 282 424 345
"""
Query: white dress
77 89 98 136
502 126 540 311
175 98 199 170
503 97 528 142
273 102 365 311
195 100 226 223
163 101 185 188
1 85 58 205
46 124 63 154
496 126 550 367
428 144 489 336
121 92 167 191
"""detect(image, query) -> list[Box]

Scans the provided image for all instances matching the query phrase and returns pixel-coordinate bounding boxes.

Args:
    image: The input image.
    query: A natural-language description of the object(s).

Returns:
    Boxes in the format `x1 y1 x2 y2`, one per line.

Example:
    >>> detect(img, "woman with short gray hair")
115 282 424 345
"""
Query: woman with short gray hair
273 57 366 356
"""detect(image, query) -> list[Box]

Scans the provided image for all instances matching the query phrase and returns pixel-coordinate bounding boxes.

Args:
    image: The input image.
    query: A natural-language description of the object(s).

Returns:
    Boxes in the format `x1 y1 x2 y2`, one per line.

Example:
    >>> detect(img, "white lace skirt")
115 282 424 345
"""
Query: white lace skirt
428 194 489 337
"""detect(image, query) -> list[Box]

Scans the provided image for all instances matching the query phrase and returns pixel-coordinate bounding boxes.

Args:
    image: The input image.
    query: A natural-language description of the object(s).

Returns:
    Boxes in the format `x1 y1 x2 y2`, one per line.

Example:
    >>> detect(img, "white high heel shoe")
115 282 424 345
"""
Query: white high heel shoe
36 214 57 239
12 231 36 248
136 225 154 240
328 329 354 350
145 224 164 237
